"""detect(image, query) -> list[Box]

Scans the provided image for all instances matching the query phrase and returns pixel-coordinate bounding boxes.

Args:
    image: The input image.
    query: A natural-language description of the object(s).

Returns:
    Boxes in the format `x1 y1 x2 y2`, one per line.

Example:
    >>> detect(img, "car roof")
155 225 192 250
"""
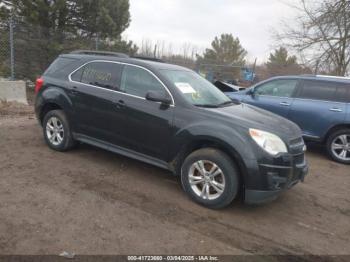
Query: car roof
267 75 350 84
60 53 190 72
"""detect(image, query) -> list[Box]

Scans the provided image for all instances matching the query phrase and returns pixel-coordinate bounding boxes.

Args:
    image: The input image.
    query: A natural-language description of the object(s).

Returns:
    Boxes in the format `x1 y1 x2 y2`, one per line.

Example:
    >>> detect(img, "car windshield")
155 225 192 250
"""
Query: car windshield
161 70 233 107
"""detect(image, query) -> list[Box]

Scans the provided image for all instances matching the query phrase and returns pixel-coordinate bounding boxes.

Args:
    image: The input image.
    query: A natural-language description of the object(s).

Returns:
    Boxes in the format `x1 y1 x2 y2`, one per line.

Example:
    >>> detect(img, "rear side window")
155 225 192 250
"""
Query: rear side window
45 57 78 77
334 83 350 103
120 65 166 98
74 62 123 90
71 67 83 82
297 80 349 102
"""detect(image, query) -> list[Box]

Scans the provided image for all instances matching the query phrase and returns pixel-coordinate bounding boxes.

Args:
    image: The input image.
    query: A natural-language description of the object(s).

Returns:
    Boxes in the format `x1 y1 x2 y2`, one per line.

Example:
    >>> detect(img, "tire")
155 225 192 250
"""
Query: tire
42 110 76 152
326 129 350 164
181 148 239 209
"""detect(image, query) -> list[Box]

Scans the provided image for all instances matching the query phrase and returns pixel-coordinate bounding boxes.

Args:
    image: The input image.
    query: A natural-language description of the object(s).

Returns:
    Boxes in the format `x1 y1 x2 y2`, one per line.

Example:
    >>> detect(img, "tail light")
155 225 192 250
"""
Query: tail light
35 77 44 93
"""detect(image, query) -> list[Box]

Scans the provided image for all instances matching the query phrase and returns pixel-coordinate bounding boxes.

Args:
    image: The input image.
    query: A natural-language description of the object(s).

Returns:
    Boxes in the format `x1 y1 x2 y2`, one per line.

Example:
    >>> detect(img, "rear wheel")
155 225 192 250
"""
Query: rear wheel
181 148 239 209
42 110 76 151
326 129 350 164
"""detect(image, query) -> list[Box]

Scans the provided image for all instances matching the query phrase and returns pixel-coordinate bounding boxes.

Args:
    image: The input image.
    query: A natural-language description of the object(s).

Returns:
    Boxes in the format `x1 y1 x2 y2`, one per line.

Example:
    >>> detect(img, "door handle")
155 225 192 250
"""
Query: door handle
329 107 343 112
280 102 291 106
70 86 78 95
115 99 125 109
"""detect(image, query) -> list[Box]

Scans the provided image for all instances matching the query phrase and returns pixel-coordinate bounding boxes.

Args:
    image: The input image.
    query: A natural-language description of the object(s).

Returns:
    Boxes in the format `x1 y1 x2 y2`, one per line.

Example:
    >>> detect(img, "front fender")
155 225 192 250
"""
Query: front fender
169 121 258 172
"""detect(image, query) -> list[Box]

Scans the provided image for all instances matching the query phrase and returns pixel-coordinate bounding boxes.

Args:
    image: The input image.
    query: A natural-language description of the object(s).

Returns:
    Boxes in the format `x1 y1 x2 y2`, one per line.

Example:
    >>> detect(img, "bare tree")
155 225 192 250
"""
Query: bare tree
275 0 350 76
137 38 199 69
140 39 154 57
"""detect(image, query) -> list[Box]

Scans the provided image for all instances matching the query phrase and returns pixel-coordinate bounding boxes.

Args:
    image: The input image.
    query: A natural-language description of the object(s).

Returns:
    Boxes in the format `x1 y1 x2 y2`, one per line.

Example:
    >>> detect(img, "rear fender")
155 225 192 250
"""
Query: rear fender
36 86 74 123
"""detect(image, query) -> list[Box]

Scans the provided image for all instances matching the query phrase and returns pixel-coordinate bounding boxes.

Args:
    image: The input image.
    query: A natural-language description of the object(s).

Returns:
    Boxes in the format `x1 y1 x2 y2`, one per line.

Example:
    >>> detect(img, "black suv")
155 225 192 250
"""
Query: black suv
35 51 308 208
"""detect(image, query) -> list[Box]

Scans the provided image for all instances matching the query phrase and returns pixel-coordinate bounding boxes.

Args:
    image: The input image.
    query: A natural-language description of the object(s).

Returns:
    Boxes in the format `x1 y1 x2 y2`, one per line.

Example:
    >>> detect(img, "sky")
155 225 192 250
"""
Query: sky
123 0 298 63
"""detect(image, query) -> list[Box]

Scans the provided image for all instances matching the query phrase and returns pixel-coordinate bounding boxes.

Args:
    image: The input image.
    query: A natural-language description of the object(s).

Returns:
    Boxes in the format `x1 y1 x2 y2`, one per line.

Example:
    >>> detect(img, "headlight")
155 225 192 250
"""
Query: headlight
249 128 287 156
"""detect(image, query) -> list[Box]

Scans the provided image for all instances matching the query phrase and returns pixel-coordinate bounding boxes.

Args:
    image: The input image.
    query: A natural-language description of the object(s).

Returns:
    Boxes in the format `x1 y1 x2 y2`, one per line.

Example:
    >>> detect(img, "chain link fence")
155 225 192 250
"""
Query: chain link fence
0 17 124 82
0 19 196 83
0 17 13 80
0 20 198 83
0 17 257 86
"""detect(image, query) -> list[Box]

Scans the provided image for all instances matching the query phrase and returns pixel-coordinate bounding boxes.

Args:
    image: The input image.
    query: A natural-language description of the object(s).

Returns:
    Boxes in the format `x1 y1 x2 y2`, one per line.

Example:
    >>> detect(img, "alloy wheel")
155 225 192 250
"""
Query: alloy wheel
46 116 64 146
331 134 350 161
188 160 226 200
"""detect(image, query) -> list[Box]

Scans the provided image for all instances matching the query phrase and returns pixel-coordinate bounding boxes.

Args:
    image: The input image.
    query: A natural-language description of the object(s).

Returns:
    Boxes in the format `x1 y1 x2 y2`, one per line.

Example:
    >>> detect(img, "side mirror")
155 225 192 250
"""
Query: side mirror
247 88 255 97
146 91 172 105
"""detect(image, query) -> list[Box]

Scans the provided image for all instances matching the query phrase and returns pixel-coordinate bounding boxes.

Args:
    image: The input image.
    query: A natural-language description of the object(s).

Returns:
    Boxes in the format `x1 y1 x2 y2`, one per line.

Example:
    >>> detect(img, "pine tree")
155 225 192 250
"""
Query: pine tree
266 47 306 76
267 47 297 67
198 34 247 65
0 0 136 80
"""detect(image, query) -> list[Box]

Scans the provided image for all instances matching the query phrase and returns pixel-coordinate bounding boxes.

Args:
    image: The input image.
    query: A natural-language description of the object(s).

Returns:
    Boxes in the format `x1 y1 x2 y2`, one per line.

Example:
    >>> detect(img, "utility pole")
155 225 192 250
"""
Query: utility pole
252 58 257 74
252 58 257 82
9 13 15 80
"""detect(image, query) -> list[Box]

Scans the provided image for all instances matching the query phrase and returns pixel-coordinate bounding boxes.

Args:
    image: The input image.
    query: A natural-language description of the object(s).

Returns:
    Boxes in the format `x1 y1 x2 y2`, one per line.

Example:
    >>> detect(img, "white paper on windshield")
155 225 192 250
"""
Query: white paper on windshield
175 82 196 94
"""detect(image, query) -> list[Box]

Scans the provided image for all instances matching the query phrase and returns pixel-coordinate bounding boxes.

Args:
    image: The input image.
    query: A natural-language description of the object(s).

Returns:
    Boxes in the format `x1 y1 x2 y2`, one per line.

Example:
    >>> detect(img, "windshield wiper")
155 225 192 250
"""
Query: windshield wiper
217 101 234 107
193 104 219 108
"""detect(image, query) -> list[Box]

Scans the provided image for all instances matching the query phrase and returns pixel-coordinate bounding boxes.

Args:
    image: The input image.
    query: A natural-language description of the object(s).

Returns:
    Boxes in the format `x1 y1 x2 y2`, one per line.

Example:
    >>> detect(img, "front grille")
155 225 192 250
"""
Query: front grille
294 154 305 165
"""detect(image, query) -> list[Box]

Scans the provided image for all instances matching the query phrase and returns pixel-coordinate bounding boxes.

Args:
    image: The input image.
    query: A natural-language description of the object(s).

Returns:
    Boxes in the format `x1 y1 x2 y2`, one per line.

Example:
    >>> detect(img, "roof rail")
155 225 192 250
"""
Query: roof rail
132 55 165 63
316 74 350 80
70 50 129 58
299 74 316 77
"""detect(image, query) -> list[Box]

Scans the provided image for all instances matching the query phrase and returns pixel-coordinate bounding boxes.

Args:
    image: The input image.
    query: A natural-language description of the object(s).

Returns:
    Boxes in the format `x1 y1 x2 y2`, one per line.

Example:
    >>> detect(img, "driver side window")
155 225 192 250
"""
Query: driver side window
255 79 298 98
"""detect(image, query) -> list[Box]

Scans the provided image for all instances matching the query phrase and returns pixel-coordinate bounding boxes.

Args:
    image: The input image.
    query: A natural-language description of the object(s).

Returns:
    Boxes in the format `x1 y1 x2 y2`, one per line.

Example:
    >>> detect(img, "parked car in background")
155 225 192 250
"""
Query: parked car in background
214 80 245 92
226 75 350 164
34 51 308 208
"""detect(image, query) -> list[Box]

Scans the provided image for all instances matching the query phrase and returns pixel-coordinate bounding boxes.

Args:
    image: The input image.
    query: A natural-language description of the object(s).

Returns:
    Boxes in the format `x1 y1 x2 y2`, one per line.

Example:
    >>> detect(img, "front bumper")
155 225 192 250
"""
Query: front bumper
245 162 308 204
244 138 308 204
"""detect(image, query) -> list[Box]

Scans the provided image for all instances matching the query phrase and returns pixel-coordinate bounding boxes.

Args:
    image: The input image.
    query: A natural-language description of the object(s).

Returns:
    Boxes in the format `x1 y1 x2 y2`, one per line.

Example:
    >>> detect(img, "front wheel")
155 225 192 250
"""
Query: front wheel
326 129 350 164
181 148 239 209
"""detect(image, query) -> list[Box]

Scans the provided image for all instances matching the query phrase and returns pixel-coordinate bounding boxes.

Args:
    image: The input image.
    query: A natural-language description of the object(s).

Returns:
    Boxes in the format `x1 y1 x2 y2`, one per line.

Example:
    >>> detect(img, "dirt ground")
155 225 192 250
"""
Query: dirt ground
0 97 349 256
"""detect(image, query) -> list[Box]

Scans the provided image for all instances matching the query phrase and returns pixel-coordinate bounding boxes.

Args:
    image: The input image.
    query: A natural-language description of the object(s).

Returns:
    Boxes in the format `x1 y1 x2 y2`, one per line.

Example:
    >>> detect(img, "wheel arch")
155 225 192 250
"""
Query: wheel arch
39 102 63 124
37 87 73 125
170 137 248 195
323 123 350 143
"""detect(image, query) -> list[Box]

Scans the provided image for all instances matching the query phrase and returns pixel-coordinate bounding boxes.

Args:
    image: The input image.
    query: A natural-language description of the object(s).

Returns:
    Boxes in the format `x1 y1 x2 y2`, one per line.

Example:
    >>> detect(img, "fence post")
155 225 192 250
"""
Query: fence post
95 34 99 51
9 14 15 80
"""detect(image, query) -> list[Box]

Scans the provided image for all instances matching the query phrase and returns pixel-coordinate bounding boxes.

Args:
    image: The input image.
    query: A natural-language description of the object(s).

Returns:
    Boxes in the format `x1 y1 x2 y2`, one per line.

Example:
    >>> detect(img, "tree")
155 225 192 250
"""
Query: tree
0 0 130 39
267 47 297 66
72 0 131 39
198 34 247 65
98 37 138 56
275 0 350 76
0 0 135 80
266 47 309 76
196 34 247 81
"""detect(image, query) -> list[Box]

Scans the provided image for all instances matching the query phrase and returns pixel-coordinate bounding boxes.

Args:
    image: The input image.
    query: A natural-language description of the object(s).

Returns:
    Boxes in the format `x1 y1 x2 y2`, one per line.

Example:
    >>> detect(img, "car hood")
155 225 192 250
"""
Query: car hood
205 103 302 141
235 89 249 95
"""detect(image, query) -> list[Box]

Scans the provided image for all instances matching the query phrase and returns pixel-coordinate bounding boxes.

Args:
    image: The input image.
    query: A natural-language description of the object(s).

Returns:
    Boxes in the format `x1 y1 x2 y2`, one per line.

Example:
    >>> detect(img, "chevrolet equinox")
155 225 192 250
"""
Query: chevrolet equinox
34 50 308 209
